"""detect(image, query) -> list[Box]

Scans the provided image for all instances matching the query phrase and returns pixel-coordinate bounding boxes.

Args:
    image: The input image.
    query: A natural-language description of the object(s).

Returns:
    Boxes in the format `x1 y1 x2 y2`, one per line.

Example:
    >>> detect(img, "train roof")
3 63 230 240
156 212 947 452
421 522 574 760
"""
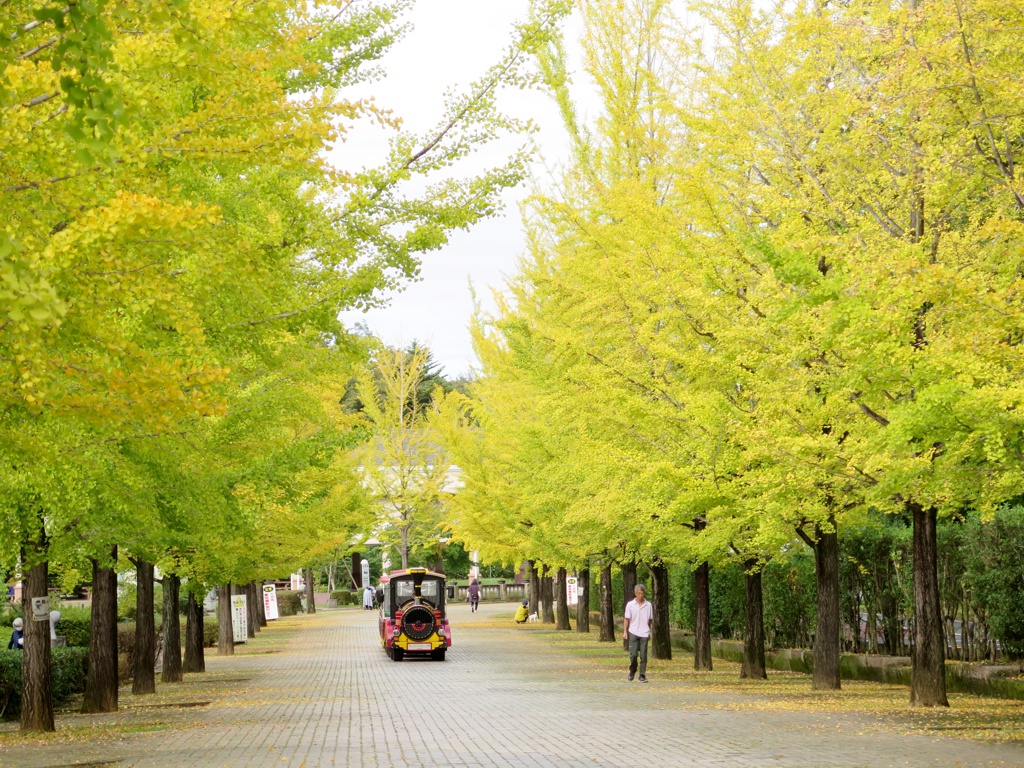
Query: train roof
382 567 445 581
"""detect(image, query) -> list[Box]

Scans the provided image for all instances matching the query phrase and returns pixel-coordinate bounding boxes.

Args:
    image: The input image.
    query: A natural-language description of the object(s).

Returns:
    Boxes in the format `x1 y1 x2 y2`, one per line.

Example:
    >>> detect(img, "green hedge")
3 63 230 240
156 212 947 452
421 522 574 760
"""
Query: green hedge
277 590 303 616
51 613 213 651
0 647 89 719
56 617 91 648
116 622 165 682
331 590 364 606
203 619 219 647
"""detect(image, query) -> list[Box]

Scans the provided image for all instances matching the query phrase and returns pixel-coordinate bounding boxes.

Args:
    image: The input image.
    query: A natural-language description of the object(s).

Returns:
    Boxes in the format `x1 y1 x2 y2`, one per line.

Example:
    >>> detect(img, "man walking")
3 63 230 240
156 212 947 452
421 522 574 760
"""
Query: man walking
623 583 653 682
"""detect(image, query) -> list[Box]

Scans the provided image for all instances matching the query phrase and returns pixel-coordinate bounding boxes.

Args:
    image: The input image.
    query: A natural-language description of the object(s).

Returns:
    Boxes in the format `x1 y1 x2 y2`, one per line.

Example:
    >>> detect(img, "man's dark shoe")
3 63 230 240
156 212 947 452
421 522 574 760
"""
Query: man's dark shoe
638 675 648 683
628 673 635 682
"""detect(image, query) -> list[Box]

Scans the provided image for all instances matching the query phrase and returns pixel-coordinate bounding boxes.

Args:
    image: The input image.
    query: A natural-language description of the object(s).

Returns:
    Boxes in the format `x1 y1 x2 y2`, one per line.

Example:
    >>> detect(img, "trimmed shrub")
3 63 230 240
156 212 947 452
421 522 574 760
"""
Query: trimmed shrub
52 647 89 703
203 619 219 647
330 590 351 605
0 650 19 718
116 622 164 682
0 647 89 719
277 590 303 616
118 582 137 621
56 617 91 648
0 603 21 626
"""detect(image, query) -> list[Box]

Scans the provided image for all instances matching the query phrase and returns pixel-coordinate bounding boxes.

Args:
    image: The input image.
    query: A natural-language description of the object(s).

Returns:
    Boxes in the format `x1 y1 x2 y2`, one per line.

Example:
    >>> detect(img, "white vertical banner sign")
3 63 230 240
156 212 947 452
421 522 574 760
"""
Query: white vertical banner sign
566 576 579 607
262 584 279 621
360 559 370 588
231 594 248 643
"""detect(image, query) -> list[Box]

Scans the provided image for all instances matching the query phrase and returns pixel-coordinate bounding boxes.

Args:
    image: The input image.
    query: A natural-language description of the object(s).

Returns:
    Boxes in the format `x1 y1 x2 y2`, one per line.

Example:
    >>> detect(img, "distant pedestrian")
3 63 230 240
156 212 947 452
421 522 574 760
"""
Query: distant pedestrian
375 584 383 609
623 583 652 682
467 579 481 613
514 600 529 624
7 617 23 650
363 585 375 610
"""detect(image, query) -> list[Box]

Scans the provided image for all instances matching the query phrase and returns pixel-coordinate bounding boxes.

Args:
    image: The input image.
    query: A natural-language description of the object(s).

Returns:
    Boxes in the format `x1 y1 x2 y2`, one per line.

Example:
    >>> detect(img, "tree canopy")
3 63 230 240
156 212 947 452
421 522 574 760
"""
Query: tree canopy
439 0 1024 707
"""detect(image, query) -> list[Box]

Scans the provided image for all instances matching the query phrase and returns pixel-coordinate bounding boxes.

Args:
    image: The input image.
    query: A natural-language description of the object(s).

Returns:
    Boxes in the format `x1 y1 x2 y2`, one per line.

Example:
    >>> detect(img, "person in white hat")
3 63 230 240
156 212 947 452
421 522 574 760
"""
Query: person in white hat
7 617 24 650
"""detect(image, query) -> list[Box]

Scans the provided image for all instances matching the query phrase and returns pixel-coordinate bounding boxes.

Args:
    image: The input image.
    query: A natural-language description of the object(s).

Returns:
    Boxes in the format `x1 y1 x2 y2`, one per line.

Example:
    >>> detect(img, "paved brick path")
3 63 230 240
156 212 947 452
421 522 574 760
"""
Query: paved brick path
4 604 1024 767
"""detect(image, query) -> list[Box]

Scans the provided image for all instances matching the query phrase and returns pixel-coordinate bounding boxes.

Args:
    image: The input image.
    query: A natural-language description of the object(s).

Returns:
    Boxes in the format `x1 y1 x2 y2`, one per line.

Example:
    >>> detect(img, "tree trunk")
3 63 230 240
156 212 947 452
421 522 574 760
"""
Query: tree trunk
555 567 571 630
848 575 862 653
910 503 948 706
255 581 267 628
741 561 767 680
622 560 637 607
83 545 119 713
352 552 362 589
962 602 973 662
540 565 554 624
133 559 156 695
248 582 261 632
576 568 590 633
693 517 713 671
881 595 899 655
621 560 636 650
160 574 183 683
20 531 54 732
217 583 234 656
184 590 206 673
304 567 316 615
599 563 615 642
400 525 409 570
813 523 841 690
694 560 713 671
651 560 672 660
867 601 879 655
528 560 539 617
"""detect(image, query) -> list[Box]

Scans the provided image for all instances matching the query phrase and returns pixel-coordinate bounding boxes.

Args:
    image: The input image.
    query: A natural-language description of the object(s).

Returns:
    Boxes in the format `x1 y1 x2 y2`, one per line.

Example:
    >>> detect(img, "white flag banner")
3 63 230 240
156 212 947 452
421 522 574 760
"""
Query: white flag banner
263 584 279 621
566 577 579 607
231 594 248 643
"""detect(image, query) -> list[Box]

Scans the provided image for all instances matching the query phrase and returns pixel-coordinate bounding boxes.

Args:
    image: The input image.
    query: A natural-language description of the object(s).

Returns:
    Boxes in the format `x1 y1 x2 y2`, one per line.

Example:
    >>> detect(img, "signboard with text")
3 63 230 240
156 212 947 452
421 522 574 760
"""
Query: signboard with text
263 584 279 621
361 558 370 588
566 576 579 607
31 596 50 622
231 594 248 643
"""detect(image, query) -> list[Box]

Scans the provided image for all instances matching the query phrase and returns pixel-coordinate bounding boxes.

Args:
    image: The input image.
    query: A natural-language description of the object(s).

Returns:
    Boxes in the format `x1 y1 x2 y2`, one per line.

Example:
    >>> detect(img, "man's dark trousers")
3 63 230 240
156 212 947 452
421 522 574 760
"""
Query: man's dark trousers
628 633 649 677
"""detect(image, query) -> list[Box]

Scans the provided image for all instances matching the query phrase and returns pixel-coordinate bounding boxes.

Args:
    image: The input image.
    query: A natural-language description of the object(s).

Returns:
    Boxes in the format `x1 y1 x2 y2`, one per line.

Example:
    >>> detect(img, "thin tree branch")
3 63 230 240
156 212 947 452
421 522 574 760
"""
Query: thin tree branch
23 91 59 108
17 36 57 60
852 395 890 427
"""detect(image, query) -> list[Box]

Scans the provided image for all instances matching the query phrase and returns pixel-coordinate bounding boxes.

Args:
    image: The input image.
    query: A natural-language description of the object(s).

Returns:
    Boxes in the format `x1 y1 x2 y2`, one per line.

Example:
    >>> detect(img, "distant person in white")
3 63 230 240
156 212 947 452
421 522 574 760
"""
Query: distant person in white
363 585 375 610
623 583 653 682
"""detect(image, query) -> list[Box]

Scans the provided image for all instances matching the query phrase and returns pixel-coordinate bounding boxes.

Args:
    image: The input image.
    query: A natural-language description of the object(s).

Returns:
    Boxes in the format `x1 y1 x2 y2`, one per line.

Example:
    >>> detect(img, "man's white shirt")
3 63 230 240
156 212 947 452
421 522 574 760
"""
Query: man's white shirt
624 598 653 638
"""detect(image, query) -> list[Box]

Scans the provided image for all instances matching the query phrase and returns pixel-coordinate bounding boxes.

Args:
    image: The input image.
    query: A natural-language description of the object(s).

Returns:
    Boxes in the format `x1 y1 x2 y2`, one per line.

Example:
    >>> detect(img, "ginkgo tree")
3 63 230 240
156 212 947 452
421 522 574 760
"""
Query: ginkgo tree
445 0 1024 710
357 345 454 570
1 0 566 731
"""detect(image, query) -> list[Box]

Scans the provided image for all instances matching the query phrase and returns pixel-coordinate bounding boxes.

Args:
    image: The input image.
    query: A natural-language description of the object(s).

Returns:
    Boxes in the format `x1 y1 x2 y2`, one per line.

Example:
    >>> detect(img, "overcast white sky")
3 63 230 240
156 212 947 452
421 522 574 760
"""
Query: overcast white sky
332 1 574 379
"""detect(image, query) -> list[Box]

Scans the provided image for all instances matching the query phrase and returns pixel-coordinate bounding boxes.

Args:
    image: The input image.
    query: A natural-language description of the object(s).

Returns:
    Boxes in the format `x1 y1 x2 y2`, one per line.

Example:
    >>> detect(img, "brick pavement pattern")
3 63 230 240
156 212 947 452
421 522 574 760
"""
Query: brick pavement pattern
5 603 1024 767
